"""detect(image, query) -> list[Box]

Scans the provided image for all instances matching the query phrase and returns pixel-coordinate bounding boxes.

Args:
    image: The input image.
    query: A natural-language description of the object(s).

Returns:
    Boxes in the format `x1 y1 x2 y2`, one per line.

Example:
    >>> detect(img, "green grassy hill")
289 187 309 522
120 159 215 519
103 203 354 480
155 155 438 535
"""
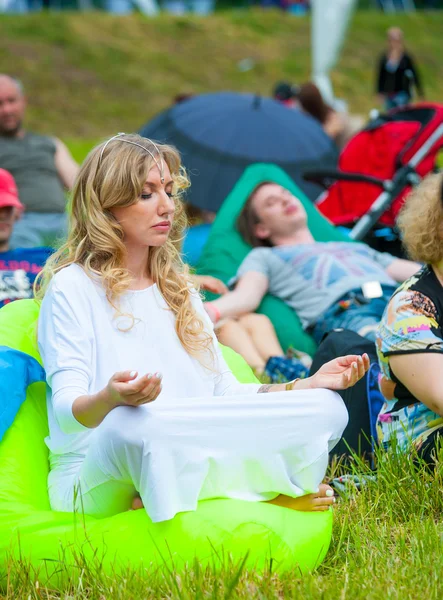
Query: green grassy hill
1 9 442 160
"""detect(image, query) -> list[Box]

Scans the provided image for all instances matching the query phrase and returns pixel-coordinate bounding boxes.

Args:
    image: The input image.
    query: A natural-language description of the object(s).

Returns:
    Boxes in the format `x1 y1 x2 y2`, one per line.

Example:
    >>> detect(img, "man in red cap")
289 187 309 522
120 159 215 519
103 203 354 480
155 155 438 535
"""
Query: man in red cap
0 169 51 307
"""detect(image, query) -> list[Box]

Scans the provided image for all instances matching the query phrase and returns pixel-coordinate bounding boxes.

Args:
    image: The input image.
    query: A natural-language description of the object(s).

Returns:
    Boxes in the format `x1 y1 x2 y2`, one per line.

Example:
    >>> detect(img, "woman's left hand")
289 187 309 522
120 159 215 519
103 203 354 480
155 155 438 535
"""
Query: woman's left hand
309 354 370 391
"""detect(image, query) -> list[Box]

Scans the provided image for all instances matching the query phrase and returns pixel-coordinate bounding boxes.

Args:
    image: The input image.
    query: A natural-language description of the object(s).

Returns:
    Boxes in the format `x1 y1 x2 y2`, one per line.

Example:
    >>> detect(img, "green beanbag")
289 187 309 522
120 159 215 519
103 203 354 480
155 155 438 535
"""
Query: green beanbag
0 299 333 588
197 163 347 356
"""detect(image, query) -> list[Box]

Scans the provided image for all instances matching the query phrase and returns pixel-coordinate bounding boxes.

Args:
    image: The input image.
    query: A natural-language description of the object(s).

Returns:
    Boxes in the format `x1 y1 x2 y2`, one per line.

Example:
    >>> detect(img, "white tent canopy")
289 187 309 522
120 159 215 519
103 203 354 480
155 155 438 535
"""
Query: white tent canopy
311 0 357 105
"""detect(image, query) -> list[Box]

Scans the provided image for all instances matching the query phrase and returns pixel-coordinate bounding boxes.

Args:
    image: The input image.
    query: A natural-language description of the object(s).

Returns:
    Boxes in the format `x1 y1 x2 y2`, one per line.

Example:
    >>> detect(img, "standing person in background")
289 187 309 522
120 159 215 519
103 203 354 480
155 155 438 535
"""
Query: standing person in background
376 27 424 111
0 75 79 249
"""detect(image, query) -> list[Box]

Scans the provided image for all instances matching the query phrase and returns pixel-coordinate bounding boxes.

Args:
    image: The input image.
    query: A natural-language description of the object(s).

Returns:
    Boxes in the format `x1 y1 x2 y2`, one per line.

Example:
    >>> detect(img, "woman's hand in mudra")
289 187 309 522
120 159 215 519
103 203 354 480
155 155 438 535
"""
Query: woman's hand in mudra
105 371 162 408
309 354 370 391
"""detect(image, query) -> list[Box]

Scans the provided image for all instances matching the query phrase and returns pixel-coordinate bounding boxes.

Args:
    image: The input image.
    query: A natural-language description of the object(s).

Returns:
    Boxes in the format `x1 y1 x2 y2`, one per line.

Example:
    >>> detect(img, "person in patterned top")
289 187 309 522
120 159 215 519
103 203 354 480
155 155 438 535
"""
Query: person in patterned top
376 173 443 462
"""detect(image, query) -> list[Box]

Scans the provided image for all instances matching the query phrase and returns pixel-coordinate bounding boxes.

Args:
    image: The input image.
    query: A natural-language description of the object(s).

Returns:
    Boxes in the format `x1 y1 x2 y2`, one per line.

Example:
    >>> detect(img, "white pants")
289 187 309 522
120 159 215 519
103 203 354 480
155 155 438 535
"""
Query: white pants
49 389 348 523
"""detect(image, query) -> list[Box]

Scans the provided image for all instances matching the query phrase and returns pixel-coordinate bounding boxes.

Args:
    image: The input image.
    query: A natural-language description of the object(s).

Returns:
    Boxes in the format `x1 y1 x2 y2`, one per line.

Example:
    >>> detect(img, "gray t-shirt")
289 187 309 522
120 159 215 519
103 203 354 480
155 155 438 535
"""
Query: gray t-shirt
236 242 397 329
0 132 66 213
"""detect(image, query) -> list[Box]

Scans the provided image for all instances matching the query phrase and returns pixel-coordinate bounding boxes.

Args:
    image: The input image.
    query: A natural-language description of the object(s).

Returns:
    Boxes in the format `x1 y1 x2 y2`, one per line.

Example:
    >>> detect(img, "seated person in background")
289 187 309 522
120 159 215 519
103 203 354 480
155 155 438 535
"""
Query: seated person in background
195 274 310 380
204 182 420 343
0 169 51 307
0 75 79 249
185 203 216 226
272 81 300 109
377 173 443 464
298 82 347 146
174 93 194 105
297 82 363 150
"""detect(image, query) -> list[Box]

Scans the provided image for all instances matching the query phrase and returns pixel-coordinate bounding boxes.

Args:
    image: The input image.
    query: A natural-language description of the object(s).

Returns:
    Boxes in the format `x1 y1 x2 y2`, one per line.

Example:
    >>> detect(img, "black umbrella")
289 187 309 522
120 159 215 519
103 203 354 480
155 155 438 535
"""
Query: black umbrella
139 92 338 212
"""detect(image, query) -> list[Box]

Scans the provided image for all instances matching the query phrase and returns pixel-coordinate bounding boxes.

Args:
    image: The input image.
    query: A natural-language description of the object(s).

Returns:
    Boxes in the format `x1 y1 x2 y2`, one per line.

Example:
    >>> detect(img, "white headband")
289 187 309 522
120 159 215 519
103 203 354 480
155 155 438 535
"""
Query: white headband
99 132 165 183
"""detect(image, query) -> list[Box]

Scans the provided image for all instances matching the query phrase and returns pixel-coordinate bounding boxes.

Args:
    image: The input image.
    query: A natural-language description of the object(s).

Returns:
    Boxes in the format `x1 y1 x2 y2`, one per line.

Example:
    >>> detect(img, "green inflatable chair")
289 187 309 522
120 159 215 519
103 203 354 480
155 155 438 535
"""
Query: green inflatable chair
0 299 333 588
197 164 347 356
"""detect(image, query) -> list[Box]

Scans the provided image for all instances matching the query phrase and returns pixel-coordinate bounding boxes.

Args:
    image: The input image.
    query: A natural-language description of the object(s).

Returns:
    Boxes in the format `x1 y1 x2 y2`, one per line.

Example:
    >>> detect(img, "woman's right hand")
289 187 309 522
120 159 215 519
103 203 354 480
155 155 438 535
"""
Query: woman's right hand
105 371 162 408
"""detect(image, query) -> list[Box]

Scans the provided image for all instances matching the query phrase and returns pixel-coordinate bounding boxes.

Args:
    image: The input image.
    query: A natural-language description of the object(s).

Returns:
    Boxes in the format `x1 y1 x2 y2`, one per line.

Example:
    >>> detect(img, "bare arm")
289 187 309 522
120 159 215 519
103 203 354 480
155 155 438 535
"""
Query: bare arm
72 388 116 429
206 271 269 321
53 138 79 190
407 55 424 98
376 56 386 96
72 371 162 429
389 353 443 415
386 259 421 282
323 111 344 140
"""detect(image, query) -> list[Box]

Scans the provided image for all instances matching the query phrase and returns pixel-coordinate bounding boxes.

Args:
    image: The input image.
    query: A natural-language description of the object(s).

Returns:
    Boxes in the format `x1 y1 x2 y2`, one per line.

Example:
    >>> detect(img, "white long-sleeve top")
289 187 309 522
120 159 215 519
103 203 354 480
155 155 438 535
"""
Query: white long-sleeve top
38 264 260 457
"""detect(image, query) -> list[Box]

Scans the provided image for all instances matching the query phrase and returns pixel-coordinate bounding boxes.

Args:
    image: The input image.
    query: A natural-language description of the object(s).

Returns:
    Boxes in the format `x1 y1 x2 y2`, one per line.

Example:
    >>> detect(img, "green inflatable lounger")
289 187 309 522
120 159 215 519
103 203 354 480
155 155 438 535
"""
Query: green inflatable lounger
0 299 332 588
197 163 347 356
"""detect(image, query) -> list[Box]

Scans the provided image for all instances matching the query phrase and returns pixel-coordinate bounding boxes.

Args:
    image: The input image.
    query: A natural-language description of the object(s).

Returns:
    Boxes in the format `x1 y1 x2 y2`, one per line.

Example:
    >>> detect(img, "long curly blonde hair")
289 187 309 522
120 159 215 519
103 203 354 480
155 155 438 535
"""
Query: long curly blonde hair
397 172 443 264
35 133 213 363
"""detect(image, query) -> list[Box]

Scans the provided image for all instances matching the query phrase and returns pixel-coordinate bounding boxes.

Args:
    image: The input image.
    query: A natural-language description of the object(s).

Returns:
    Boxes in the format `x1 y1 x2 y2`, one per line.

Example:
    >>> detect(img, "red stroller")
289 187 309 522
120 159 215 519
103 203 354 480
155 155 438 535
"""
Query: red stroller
304 103 443 255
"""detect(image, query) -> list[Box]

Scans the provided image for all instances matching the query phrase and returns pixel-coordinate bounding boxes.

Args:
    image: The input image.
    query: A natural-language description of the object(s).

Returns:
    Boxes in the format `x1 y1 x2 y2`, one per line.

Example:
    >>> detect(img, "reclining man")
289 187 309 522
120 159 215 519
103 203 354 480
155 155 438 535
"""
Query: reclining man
0 169 51 307
204 182 420 343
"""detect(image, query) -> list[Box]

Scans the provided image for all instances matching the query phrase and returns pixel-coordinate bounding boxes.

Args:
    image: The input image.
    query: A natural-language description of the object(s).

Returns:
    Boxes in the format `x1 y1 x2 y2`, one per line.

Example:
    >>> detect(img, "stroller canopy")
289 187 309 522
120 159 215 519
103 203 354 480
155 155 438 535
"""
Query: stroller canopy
316 103 443 228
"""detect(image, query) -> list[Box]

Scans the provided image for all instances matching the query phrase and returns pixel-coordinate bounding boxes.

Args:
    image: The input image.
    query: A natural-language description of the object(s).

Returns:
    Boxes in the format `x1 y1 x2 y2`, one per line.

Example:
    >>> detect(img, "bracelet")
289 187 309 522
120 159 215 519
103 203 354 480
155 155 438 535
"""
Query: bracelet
285 378 300 391
205 302 221 324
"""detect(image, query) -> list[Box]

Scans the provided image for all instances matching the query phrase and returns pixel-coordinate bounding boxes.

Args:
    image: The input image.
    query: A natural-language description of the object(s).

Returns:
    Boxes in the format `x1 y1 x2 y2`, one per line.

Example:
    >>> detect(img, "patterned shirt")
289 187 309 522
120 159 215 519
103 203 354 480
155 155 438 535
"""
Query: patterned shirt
0 247 51 307
376 266 443 450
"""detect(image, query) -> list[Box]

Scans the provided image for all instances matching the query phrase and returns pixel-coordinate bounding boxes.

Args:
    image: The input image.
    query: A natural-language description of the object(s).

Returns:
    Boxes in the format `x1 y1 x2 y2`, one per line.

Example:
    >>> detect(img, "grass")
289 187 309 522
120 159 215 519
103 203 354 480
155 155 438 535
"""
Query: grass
1 10 443 162
3 447 443 599
2 8 443 597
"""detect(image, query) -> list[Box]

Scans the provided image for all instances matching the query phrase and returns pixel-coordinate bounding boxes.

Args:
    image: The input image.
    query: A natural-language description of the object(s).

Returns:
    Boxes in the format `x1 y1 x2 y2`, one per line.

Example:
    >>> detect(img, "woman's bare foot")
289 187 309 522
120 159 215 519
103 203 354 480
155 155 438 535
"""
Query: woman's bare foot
131 496 144 510
131 485 335 513
267 483 335 512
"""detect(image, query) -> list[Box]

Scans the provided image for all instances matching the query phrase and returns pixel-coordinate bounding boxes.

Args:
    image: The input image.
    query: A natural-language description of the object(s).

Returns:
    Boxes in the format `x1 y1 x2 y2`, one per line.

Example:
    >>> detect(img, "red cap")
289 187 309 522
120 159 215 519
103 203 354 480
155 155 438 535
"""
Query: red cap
0 169 24 212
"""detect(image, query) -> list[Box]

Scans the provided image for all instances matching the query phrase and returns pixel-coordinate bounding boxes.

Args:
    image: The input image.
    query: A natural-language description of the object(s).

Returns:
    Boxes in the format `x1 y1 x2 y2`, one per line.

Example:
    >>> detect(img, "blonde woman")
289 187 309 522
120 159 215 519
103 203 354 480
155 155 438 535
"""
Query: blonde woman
37 134 368 523
377 173 443 463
